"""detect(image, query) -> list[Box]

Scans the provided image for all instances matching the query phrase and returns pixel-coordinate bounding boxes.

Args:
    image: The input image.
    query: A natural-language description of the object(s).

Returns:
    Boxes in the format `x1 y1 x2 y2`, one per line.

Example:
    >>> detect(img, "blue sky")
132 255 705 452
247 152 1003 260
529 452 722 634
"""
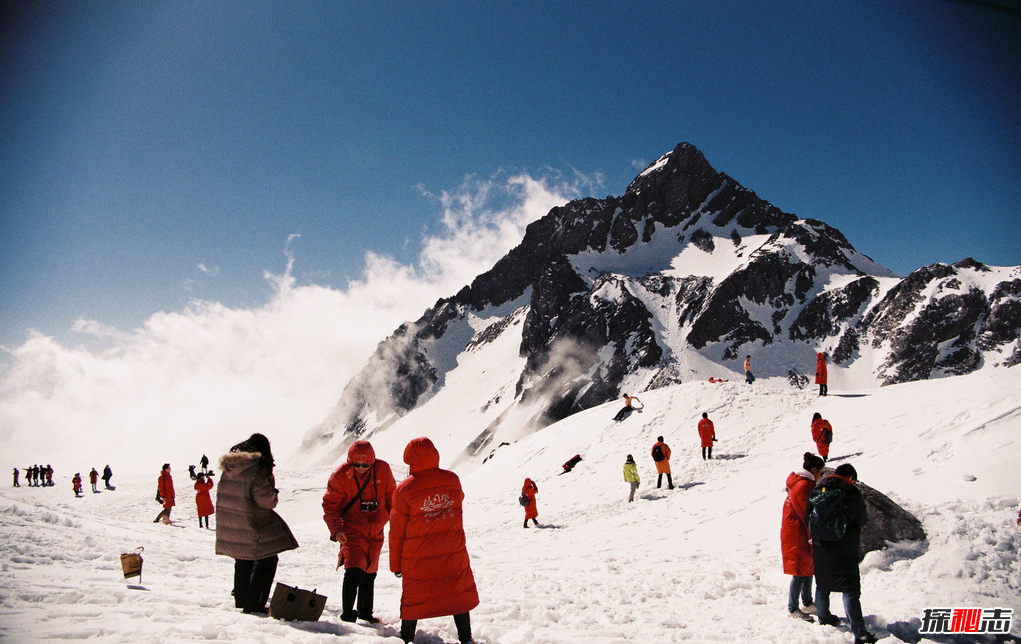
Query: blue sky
2 0 1020 350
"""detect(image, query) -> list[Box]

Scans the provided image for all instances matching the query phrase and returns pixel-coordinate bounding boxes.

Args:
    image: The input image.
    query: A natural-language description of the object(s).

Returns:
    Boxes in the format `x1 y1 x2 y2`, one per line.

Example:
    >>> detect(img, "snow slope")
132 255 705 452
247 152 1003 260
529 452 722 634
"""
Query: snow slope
2 368 1020 643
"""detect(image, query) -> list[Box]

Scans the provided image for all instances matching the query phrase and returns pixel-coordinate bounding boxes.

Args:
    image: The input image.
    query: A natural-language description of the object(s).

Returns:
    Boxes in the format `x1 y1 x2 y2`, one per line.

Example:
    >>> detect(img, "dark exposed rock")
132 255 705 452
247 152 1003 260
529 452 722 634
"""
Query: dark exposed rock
304 143 1020 457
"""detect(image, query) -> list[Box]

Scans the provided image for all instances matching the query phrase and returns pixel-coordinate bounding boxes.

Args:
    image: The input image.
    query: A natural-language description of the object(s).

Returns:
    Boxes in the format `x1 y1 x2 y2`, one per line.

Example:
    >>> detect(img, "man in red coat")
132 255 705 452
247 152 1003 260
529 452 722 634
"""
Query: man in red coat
323 441 397 624
153 463 175 524
390 437 479 644
815 352 829 396
697 413 716 460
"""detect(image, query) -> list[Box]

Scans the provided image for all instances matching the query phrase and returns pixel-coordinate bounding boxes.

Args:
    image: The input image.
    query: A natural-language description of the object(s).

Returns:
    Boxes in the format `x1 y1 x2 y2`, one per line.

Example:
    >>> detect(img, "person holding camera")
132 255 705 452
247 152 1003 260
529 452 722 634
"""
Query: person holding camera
323 440 397 624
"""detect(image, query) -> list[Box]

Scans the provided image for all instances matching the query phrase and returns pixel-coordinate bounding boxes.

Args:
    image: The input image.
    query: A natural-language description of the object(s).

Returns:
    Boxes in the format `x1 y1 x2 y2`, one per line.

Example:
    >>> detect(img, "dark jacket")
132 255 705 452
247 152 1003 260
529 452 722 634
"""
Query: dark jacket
810 474 867 594
214 451 298 561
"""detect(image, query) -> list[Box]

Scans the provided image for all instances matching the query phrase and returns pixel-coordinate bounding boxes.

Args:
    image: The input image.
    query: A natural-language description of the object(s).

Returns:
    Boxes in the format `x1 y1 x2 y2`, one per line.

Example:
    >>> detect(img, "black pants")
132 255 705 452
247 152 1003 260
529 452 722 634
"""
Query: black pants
341 567 377 621
233 555 278 613
819 383 828 396
702 446 713 460
401 612 472 643
656 472 673 488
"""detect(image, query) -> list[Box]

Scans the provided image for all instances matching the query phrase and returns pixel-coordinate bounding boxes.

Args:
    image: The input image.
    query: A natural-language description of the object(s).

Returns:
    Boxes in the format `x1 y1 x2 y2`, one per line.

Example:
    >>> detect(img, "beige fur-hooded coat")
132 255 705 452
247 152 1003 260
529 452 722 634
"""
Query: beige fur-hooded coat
214 451 298 561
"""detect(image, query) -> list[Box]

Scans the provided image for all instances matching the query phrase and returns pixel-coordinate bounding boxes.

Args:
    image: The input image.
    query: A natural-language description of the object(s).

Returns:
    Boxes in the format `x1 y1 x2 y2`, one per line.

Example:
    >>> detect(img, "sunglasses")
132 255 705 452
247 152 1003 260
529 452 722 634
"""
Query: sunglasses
352 462 372 469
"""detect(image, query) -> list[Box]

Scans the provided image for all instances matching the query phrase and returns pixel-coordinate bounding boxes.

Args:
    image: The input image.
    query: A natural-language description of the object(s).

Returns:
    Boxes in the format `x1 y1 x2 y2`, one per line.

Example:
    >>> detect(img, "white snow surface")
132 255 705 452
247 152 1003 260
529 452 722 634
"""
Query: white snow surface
3 368 1021 643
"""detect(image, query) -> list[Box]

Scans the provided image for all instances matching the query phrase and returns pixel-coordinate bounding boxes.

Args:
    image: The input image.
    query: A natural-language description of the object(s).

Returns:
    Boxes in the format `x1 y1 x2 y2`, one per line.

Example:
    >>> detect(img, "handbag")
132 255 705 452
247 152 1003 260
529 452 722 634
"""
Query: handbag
268 582 327 622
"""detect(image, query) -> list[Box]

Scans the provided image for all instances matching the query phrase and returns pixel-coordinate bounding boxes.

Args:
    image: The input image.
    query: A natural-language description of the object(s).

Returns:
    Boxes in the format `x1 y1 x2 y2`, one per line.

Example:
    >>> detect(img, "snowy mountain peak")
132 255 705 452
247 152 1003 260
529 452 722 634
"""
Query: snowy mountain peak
302 144 1021 465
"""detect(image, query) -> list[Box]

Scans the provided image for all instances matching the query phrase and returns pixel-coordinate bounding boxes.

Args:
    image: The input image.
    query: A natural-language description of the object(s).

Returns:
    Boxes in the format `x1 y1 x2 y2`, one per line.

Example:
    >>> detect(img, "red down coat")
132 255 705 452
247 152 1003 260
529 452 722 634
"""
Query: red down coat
322 441 396 573
521 478 538 520
389 437 479 620
698 418 716 448
815 352 828 385
194 477 214 518
158 469 175 509
780 470 816 577
811 417 833 460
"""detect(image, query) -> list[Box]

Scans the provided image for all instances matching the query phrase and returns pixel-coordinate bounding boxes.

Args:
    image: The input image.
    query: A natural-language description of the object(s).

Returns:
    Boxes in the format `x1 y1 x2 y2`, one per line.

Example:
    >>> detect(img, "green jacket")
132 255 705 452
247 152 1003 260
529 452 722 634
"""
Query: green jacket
623 462 640 484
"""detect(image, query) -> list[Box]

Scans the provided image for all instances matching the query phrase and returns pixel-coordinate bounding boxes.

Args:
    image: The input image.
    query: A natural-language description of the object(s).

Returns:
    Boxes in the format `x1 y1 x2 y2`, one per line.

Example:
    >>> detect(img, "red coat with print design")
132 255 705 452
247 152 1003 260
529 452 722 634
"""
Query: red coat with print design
389 437 479 620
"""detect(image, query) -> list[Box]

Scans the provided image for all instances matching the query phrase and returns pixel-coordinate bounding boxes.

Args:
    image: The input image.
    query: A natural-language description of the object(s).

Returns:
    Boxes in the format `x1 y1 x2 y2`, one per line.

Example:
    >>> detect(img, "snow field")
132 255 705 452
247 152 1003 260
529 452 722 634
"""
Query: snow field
2 368 1020 643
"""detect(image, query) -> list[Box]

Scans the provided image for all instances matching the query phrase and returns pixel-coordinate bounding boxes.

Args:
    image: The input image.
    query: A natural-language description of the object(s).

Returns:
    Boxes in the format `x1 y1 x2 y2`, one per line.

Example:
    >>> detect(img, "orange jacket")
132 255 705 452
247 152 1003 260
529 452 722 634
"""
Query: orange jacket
323 441 396 572
652 441 672 474
815 353 828 384
389 438 479 620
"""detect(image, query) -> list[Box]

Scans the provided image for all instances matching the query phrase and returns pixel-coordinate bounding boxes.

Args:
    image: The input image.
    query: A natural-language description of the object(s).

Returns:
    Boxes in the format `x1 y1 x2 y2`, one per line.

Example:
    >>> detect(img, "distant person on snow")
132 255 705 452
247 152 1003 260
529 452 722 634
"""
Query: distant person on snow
102 465 114 490
561 454 582 474
698 412 717 460
651 436 673 489
810 463 877 644
521 478 539 528
153 464 176 524
613 394 643 421
623 455 640 502
72 472 83 497
322 440 397 623
781 452 826 622
195 472 215 529
390 437 479 644
744 355 755 384
12 467 19 487
89 468 99 493
215 433 299 614
811 413 834 462
708 377 728 383
815 352 828 396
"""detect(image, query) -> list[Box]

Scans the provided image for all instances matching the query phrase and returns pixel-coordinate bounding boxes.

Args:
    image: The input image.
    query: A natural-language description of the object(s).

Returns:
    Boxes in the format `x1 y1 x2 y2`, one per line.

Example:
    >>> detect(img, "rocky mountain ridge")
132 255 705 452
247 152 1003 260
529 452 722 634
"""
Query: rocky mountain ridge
302 142 1020 463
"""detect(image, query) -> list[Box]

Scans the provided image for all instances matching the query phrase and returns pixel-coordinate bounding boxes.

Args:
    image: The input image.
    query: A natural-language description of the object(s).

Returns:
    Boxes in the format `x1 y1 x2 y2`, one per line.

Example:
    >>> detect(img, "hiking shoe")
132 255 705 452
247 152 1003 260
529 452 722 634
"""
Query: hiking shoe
801 602 816 614
854 633 878 644
789 609 814 622
817 614 841 627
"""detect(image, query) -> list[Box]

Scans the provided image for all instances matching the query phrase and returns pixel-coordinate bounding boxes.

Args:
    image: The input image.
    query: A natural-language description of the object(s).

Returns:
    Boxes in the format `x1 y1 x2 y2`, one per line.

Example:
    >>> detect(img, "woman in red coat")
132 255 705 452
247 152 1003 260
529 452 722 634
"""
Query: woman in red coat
811 412 834 462
815 352 828 396
781 452 826 621
323 440 396 623
153 464 175 524
390 437 479 644
194 473 214 528
521 478 539 528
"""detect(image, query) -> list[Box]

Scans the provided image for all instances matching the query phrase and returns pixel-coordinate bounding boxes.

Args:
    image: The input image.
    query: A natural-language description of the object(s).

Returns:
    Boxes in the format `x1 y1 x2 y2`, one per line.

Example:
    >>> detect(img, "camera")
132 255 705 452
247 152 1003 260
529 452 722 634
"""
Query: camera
360 500 378 513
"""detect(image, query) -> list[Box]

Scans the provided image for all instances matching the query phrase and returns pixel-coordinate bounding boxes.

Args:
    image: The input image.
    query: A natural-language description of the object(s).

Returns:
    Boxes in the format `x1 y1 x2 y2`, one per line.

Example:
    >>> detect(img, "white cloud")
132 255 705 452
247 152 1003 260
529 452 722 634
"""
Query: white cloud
197 263 220 276
0 170 596 476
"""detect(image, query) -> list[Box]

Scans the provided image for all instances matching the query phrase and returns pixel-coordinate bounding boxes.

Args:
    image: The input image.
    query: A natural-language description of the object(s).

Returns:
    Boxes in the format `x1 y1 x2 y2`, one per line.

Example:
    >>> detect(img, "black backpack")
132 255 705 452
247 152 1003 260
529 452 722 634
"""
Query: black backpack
518 493 530 507
652 444 665 462
807 486 847 542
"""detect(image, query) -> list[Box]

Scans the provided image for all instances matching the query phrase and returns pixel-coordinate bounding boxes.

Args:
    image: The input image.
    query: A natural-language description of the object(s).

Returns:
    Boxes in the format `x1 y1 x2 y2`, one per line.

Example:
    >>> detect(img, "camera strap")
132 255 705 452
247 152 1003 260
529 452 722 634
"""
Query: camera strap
339 465 374 517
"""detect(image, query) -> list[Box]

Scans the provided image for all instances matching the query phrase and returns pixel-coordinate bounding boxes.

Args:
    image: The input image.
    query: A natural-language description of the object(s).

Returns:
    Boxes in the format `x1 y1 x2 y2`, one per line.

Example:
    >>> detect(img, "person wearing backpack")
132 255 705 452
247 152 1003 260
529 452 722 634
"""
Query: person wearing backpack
781 452 826 622
811 412 834 462
623 455 640 502
809 463 877 644
651 436 673 489
520 478 539 528
698 412 717 460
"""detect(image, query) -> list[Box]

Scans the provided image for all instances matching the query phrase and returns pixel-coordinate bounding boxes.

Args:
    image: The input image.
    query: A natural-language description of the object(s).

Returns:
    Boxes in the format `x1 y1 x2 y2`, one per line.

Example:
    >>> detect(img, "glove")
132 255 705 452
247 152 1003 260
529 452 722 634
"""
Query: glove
713 437 718 442
394 572 402 578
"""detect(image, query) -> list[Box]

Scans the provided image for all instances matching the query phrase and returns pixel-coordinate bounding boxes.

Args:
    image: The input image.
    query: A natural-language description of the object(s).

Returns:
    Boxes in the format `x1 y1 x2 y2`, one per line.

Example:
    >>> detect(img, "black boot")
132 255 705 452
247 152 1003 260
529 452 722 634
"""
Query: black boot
357 571 378 621
341 567 364 622
243 555 278 613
